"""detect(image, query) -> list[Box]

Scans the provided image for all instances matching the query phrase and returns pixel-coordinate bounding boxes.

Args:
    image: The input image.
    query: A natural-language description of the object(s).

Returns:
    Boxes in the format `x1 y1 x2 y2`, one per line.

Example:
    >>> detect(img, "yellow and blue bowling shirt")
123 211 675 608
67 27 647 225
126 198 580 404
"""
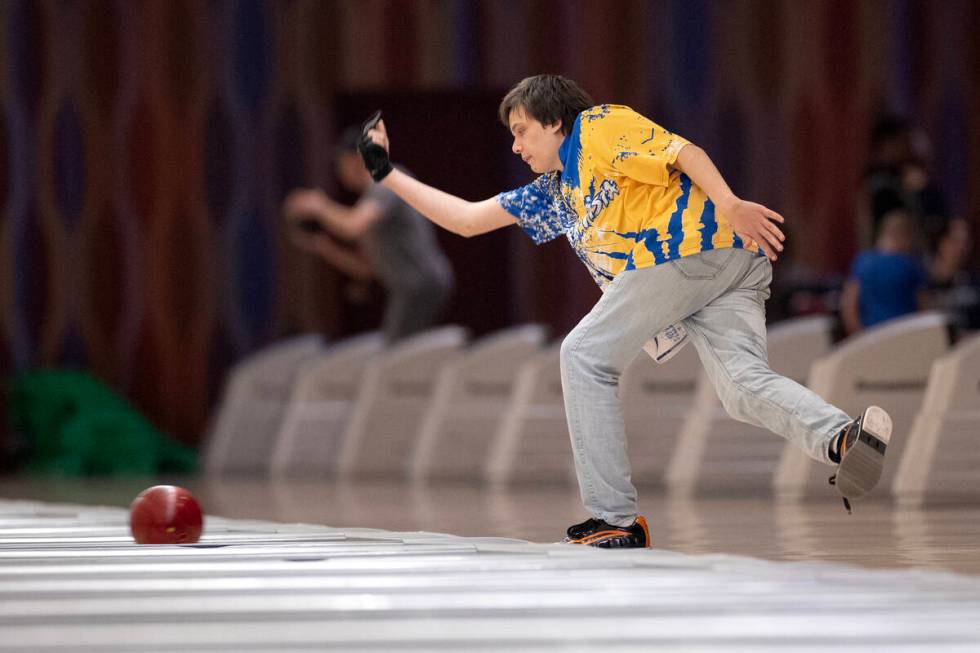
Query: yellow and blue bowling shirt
497 104 759 287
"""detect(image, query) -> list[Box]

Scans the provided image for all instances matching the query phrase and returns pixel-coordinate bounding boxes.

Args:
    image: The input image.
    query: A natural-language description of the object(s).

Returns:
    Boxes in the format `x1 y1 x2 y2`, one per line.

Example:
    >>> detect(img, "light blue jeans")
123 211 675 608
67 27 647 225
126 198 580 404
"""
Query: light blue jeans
559 248 852 526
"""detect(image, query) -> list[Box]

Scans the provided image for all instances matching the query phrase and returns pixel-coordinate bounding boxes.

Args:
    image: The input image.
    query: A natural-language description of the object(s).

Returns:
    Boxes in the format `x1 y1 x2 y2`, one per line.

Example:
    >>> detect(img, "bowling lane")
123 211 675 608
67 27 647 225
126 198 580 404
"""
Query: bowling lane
8 476 980 573
1 497 980 651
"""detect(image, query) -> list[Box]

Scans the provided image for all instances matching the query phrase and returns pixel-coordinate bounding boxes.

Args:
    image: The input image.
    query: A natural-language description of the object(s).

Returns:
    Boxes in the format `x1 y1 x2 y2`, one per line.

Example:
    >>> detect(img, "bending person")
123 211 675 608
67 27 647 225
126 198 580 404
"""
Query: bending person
359 76 893 548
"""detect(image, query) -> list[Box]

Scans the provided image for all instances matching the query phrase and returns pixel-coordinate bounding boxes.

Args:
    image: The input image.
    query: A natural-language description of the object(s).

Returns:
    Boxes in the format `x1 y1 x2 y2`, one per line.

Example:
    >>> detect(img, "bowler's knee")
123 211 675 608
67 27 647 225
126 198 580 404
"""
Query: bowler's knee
560 330 622 388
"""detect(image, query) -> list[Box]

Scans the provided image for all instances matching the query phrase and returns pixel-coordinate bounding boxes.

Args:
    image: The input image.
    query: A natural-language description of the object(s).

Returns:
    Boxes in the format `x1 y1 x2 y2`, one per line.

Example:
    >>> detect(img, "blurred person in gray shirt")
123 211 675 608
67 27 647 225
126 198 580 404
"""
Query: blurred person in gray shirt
283 127 454 342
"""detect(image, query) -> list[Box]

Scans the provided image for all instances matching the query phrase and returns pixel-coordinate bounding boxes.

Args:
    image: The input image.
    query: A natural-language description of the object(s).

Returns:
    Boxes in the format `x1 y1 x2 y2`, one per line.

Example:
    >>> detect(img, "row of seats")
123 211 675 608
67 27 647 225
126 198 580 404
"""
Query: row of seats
202 312 980 503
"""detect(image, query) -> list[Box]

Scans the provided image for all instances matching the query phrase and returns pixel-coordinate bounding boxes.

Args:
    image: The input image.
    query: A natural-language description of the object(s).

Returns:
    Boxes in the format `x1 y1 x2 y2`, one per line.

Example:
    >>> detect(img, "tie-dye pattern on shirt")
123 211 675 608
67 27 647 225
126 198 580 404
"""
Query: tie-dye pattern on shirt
497 105 760 287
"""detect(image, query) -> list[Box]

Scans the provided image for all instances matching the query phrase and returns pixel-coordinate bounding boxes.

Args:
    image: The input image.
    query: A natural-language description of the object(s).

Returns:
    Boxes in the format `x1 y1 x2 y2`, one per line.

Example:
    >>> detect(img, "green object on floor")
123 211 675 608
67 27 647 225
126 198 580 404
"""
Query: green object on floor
7 370 197 476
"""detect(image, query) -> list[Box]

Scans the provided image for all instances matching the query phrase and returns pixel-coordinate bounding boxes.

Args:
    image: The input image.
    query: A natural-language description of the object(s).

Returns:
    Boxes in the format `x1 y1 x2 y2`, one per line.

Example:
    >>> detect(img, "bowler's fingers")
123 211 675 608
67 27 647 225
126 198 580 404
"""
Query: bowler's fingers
761 222 784 252
367 126 388 150
765 208 785 223
750 229 778 261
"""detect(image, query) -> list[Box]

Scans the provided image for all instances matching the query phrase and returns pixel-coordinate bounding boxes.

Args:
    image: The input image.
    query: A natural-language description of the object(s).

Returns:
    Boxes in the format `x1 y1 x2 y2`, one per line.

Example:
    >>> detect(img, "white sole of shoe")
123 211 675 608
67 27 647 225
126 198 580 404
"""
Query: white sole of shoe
835 406 893 501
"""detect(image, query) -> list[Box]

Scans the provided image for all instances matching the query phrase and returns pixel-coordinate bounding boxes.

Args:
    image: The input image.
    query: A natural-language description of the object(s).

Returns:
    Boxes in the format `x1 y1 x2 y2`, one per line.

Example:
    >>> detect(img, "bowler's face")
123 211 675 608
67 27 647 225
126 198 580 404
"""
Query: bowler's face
508 107 565 173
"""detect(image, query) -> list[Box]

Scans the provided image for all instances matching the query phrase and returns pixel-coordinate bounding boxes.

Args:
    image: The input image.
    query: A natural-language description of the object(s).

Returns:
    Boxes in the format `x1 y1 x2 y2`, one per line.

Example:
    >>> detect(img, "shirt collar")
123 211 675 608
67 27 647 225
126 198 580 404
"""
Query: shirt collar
558 131 572 169
557 111 586 177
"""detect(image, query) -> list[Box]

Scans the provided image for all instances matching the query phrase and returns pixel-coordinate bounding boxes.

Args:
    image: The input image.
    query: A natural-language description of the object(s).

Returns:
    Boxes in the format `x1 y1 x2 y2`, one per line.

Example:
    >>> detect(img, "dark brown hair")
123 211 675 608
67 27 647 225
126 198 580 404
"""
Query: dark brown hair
498 75 594 135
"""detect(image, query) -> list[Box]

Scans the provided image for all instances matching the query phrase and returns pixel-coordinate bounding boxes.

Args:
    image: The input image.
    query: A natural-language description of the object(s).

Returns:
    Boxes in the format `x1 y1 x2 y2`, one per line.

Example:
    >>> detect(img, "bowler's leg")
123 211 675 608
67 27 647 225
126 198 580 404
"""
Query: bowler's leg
560 263 711 525
683 256 851 463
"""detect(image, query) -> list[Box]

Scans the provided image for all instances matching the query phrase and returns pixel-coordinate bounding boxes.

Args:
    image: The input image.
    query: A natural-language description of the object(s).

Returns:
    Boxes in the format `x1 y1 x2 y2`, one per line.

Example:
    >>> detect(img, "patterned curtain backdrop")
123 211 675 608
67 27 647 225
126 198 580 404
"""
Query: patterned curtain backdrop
1 0 977 443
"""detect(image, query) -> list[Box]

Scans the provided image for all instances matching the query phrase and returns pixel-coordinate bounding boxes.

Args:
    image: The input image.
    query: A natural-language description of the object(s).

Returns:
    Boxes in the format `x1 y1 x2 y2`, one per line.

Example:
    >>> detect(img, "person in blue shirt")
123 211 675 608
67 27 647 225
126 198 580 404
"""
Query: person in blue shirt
841 209 928 335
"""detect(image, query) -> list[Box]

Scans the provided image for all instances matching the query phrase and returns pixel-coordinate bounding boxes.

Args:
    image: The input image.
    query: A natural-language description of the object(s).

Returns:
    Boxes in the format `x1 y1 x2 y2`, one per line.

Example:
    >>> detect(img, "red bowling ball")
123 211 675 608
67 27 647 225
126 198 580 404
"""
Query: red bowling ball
129 485 203 544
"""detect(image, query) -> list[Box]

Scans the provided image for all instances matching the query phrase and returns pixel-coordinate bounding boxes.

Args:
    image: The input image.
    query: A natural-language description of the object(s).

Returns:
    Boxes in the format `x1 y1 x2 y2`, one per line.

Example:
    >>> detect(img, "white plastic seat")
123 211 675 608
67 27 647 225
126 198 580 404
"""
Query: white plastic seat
486 342 574 485
337 326 468 480
893 333 980 504
621 341 701 487
667 316 833 496
203 335 326 475
270 332 385 477
411 325 547 482
774 312 950 499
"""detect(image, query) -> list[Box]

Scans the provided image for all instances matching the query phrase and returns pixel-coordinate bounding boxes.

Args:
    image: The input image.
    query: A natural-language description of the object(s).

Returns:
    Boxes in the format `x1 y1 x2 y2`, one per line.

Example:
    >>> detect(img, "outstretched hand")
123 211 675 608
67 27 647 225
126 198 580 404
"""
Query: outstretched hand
283 189 329 225
724 199 785 261
359 110 392 182
282 189 329 250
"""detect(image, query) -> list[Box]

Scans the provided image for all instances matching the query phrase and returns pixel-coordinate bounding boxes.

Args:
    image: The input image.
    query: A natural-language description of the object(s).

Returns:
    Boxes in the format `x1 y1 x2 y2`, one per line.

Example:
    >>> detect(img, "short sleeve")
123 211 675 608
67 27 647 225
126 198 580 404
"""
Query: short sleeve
496 173 569 245
363 179 401 215
583 106 690 187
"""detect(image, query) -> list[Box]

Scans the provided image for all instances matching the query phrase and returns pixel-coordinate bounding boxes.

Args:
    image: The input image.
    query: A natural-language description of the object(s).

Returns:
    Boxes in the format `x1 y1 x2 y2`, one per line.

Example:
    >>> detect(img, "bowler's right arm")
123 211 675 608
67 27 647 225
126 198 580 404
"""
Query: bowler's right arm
364 118 516 238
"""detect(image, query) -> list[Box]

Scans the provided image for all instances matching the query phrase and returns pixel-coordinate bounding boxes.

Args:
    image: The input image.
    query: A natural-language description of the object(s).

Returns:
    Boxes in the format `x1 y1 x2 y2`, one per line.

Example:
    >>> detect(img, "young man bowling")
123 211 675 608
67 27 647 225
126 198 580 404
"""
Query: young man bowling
358 74 892 548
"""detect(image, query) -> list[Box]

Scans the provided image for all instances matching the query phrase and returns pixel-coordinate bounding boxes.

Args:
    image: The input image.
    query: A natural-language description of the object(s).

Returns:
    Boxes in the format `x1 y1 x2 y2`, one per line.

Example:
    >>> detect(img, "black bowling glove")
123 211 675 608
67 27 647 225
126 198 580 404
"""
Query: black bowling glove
358 110 393 182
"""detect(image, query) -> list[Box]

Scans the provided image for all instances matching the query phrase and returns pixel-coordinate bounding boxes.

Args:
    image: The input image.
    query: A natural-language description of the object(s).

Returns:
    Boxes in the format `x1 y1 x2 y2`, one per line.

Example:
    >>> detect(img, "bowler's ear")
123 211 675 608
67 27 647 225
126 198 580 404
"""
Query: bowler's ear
545 119 563 134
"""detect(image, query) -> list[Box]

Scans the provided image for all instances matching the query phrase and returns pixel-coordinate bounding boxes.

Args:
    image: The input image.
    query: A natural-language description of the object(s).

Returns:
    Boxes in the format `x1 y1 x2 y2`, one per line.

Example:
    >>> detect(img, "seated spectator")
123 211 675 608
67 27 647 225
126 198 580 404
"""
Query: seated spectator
928 217 980 329
841 210 929 335
928 217 972 289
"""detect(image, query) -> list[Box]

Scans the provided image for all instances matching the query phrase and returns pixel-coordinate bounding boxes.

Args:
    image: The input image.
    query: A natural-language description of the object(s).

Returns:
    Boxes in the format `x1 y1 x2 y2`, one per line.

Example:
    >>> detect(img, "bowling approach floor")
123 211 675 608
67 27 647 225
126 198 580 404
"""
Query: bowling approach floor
1 477 979 651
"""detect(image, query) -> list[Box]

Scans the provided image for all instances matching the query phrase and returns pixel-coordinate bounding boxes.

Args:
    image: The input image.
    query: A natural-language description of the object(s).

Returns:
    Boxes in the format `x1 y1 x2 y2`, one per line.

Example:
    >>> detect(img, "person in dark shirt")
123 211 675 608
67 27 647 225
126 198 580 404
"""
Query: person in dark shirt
857 115 950 253
283 128 454 342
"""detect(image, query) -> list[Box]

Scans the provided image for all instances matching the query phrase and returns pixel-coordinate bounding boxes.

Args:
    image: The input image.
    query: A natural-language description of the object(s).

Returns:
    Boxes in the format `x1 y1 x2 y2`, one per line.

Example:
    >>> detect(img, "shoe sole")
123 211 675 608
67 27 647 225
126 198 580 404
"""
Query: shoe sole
835 406 892 500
